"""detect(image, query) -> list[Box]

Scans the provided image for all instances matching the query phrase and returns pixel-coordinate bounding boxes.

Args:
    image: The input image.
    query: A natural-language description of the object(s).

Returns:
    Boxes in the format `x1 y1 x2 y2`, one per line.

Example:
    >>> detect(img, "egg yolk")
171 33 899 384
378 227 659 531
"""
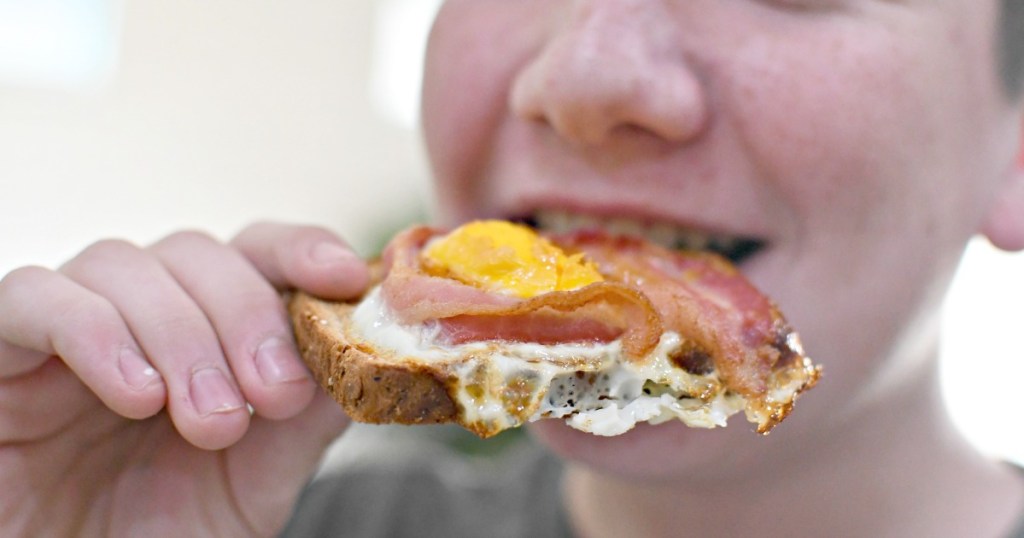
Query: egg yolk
420 220 604 298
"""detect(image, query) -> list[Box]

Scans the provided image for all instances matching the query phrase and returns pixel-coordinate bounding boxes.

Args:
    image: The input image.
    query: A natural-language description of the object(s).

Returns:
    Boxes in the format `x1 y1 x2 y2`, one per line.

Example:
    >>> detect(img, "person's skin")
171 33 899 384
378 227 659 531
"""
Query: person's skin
0 225 366 535
2 0 1024 536
424 0 1024 536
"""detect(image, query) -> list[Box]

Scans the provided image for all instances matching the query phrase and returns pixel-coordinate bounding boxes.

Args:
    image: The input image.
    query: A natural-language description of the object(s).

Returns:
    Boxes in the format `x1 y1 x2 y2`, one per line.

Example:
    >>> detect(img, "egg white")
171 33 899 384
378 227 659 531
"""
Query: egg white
351 287 746 436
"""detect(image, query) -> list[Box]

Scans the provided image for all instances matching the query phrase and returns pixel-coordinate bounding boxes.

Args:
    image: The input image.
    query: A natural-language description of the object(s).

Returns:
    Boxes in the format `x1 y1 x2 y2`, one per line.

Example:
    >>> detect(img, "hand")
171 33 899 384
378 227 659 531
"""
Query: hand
0 222 370 536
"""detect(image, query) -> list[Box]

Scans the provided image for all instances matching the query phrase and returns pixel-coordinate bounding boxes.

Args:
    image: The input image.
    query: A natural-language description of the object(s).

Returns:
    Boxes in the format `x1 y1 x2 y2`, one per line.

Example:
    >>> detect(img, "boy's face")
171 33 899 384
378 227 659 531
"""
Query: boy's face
421 0 1022 477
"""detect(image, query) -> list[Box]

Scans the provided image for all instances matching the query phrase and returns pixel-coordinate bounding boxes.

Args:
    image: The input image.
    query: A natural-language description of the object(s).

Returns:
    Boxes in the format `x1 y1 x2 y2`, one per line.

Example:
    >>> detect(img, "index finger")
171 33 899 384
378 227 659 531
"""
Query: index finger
230 222 370 300
0 266 166 418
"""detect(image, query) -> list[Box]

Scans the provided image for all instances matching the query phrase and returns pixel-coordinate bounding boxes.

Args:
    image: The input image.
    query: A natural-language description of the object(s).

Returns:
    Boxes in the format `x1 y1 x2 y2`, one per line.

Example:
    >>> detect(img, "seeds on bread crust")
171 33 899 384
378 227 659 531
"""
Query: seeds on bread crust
289 293 459 426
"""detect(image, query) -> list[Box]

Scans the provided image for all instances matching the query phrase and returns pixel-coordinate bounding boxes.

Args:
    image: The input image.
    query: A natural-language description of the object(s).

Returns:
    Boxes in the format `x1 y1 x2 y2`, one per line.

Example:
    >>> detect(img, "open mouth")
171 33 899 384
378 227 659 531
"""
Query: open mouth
513 209 766 265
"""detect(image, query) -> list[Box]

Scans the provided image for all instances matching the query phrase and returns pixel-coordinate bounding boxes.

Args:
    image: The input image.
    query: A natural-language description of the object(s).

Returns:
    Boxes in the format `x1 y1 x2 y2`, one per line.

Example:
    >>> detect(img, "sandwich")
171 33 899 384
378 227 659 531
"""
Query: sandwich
289 220 821 438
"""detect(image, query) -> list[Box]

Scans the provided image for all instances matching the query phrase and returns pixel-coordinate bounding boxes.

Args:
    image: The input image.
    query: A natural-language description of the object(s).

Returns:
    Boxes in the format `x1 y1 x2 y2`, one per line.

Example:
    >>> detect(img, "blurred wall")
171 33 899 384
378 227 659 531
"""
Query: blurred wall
0 0 430 274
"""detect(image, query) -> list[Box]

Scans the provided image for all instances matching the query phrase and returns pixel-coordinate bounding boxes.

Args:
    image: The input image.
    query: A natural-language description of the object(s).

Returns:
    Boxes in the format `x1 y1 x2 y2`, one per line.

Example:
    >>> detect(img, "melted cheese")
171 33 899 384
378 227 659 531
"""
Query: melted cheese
420 220 603 298
351 287 744 437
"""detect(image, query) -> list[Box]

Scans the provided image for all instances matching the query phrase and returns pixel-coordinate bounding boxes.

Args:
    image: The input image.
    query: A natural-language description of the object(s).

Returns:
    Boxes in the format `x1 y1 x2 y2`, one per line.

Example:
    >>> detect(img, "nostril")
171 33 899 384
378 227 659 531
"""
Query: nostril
548 103 620 147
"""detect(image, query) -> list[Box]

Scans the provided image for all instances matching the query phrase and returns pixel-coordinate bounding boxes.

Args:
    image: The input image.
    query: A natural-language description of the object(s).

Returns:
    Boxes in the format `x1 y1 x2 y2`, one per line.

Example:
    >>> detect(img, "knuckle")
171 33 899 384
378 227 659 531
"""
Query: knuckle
65 239 144 276
257 222 335 250
151 311 210 336
0 266 52 297
240 220 277 234
71 293 121 323
293 224 334 243
154 229 220 253
283 226 350 264
53 293 121 338
204 288 287 348
231 220 279 246
47 296 127 362
80 238 140 260
132 313 222 365
229 286 284 314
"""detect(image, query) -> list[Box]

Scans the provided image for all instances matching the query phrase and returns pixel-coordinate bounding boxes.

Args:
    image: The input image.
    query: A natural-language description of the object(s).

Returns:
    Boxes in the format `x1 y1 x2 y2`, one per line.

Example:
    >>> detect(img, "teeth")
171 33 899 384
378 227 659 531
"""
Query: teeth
572 214 601 233
646 222 678 249
535 210 572 234
531 209 760 261
605 217 645 238
676 230 710 251
534 210 603 235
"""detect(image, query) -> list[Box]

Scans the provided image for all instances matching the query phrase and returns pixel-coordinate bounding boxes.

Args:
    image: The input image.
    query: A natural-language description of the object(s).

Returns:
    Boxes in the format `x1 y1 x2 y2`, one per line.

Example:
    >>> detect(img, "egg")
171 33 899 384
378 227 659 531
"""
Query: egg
350 286 743 436
420 220 603 298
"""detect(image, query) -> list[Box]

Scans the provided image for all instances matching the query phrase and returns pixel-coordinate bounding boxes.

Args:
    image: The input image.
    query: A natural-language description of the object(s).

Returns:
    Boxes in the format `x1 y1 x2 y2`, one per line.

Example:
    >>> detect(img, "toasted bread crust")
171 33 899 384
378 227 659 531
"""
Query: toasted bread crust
288 292 459 425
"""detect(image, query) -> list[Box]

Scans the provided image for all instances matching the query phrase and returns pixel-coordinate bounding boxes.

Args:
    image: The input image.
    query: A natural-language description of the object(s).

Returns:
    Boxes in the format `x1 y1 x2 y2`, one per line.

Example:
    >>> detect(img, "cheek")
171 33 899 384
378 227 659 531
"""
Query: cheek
719 16 1006 405
727 31 924 231
422 12 499 223
422 2 556 224
726 14 1001 245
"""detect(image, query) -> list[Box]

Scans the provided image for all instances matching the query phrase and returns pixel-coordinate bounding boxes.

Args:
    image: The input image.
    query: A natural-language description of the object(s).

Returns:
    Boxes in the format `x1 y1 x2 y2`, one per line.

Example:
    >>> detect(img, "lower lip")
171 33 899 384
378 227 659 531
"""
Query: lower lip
527 418 753 479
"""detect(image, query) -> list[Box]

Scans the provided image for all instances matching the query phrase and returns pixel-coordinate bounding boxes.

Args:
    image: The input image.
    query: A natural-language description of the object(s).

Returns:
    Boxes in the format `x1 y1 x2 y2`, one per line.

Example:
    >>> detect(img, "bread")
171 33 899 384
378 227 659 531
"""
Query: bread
289 292 460 427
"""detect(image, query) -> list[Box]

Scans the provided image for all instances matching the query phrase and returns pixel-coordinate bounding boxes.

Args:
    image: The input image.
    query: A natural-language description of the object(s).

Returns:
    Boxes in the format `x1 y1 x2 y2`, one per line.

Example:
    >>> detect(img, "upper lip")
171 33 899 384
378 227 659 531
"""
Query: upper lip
501 201 769 265
497 192 761 236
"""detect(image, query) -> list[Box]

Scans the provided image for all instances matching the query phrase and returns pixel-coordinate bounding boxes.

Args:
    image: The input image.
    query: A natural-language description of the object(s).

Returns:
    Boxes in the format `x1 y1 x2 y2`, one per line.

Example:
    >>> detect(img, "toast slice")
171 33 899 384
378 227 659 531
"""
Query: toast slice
289 288 821 438
289 292 460 427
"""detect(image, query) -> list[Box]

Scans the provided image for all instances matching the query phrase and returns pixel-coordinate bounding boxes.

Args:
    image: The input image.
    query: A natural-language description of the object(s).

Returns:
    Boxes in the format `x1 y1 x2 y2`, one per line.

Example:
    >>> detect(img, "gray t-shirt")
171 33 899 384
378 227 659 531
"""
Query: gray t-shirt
280 425 572 538
281 425 1024 538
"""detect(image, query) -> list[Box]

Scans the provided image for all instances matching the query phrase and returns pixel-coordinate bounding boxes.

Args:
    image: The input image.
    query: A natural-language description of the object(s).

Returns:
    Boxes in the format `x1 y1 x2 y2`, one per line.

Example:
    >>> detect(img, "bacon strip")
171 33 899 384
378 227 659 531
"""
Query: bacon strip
552 230 802 400
378 225 805 402
379 226 663 356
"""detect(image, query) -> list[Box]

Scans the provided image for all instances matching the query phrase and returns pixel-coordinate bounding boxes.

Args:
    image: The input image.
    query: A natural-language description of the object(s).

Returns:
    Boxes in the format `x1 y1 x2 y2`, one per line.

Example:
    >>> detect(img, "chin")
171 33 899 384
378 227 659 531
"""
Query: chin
527 418 769 483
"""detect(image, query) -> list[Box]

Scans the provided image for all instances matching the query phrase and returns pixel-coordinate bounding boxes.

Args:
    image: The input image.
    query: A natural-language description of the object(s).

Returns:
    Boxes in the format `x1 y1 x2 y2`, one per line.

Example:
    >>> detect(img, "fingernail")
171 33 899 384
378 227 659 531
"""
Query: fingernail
119 348 161 391
190 368 245 417
255 338 310 385
310 242 355 265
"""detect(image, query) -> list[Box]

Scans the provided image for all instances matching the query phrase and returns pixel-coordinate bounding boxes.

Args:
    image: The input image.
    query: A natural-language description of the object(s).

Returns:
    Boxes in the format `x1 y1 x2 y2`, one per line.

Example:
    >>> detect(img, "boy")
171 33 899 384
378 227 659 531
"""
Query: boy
3 0 1024 535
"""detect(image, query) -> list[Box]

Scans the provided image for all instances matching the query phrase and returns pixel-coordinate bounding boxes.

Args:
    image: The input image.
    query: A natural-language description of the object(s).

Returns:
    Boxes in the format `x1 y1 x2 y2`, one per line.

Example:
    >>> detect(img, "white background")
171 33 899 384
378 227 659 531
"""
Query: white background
1 0 1021 464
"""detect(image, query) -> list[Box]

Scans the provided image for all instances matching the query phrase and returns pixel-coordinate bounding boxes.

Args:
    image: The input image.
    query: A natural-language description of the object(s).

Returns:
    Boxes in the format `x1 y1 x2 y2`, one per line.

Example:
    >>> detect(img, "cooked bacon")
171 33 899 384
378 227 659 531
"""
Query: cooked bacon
377 225 806 402
380 227 518 319
551 230 803 400
441 308 624 347
439 284 664 354
379 226 663 356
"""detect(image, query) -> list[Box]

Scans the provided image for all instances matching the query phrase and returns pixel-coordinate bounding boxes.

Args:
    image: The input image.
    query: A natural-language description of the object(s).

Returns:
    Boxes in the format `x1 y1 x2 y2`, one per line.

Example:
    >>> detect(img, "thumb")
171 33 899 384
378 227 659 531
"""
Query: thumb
231 222 370 300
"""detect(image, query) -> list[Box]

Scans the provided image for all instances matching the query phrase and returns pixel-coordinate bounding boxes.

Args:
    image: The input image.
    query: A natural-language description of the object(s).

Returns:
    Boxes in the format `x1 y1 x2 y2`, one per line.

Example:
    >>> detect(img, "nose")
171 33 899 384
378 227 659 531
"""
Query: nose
510 0 709 147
